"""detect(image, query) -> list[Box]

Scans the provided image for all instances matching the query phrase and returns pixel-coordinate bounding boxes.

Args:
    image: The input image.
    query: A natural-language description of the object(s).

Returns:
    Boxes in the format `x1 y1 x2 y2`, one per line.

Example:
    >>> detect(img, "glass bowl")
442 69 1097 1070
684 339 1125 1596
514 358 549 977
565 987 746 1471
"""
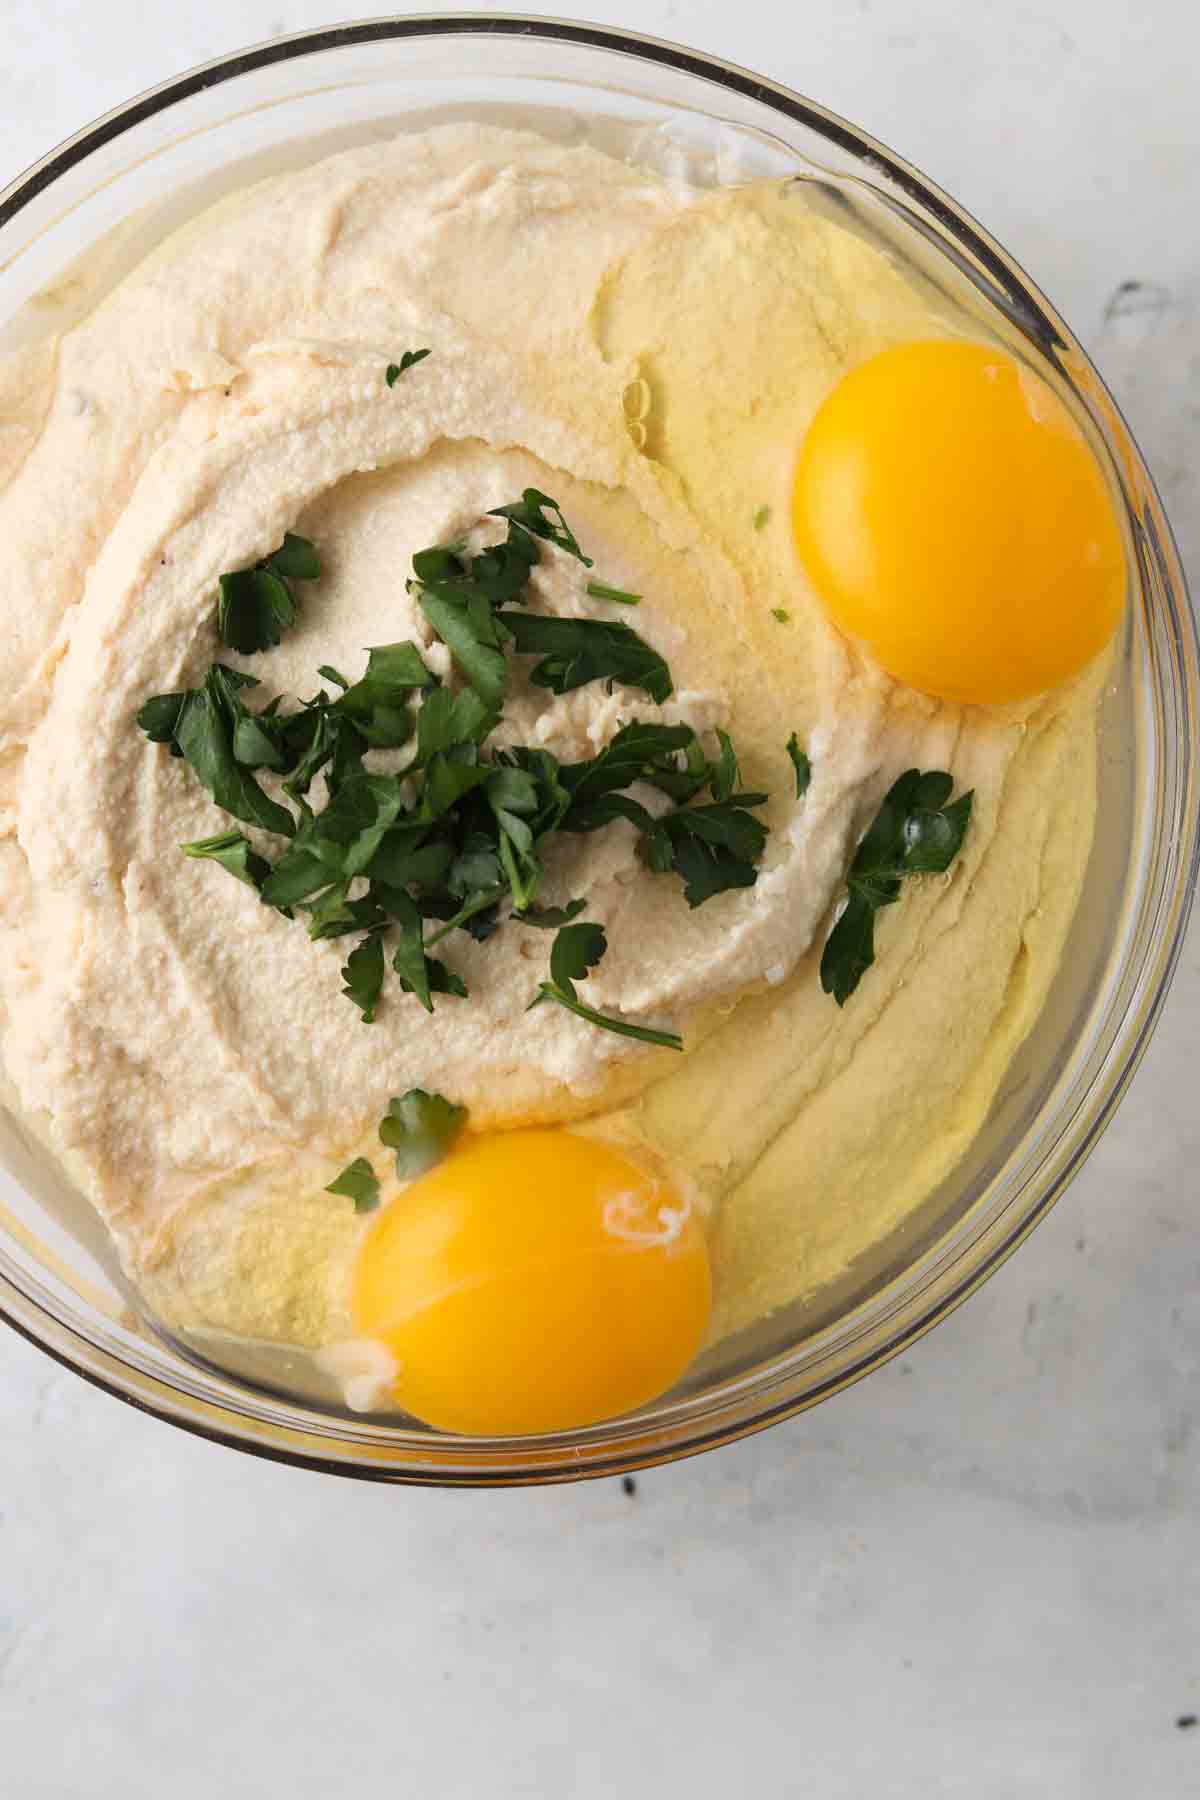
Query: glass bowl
0 15 1194 1486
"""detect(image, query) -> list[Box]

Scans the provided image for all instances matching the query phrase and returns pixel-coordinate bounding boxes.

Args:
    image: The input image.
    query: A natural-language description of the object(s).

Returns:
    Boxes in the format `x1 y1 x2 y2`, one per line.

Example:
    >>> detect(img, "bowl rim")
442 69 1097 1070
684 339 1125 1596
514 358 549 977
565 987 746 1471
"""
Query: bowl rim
1 12 1196 1485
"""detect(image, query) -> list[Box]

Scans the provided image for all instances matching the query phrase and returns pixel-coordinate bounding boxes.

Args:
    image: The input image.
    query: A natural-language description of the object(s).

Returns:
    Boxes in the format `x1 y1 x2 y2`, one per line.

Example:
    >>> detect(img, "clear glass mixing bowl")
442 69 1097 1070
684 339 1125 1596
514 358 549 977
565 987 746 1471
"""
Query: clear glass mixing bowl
0 16 1195 1485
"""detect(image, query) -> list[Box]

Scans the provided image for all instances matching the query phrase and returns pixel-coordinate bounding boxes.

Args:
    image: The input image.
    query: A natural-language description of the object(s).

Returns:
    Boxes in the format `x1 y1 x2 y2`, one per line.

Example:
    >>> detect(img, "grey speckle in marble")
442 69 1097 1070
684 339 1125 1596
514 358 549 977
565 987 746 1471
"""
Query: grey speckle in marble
0 4 1197 1796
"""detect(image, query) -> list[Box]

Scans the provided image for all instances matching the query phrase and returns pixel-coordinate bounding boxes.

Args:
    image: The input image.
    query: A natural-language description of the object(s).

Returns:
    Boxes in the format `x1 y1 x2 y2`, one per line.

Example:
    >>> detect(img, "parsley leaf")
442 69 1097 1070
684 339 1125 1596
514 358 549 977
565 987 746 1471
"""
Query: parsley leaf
415 580 509 711
559 722 770 906
530 922 683 1051
217 568 294 654
181 829 271 892
549 919 607 987
378 1088 467 1180
340 932 385 1022
260 772 410 907
388 889 466 1012
514 899 587 928
820 769 974 1006
136 691 187 746
490 488 593 565
216 533 320 653
281 706 364 801
642 736 713 806
413 528 538 612
653 799 769 908
486 765 544 914
560 721 693 811
787 734 812 798
413 685 495 763
172 667 296 838
325 1156 381 1213
422 885 506 947
501 610 672 703
268 533 321 581
330 642 434 748
366 836 453 889
386 348 431 385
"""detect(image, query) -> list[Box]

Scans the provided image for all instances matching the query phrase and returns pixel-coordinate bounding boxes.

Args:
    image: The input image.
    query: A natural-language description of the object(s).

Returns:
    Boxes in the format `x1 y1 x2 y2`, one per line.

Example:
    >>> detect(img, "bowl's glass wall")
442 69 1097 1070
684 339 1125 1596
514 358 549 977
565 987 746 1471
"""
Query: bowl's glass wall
0 19 1194 1483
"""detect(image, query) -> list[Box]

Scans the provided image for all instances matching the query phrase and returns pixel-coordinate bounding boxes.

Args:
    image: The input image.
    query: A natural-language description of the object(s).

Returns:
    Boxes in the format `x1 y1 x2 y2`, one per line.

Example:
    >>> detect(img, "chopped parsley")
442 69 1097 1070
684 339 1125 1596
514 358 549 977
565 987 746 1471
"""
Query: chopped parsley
786 734 811 798
163 666 296 837
385 349 431 386
216 533 321 654
181 828 271 892
325 1156 381 1213
514 899 588 928
753 505 771 531
378 1089 466 1180
771 608 790 624
340 932 384 1022
820 769 973 1006
586 580 641 606
530 922 683 1051
646 798 770 910
501 610 672 703
137 487 799 1047
489 488 592 565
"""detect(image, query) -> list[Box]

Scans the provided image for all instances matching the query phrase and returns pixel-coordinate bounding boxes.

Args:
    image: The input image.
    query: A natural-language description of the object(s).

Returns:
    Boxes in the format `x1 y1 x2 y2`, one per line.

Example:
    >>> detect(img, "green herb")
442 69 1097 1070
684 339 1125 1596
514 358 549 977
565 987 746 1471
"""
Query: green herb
329 642 434 748
489 488 592 565
172 667 296 838
650 798 770 909
501 611 672 703
385 348 431 386
771 608 790 624
389 889 466 1013
559 721 694 811
753 505 771 531
216 533 320 654
267 533 321 581
281 706 361 801
412 529 538 612
558 720 771 908
415 582 509 711
340 932 385 1022
586 580 641 606
820 769 973 1006
413 685 494 763
260 771 411 907
325 1156 381 1213
787 734 811 799
181 829 271 892
423 885 506 947
531 922 683 1051
138 495 780 1034
514 899 587 928
136 691 187 746
642 737 714 806
709 730 739 804
378 1089 467 1180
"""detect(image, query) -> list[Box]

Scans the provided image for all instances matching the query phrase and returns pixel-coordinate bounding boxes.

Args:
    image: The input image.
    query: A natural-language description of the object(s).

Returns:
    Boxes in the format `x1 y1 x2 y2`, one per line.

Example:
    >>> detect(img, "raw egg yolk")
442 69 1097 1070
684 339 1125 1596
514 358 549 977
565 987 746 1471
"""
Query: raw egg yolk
351 1128 711 1435
792 339 1125 704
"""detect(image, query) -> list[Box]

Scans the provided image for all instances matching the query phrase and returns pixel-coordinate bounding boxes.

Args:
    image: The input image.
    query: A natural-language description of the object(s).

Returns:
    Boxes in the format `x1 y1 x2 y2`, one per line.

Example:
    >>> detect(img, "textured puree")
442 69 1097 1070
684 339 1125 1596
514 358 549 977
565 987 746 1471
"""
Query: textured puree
0 126 1101 1367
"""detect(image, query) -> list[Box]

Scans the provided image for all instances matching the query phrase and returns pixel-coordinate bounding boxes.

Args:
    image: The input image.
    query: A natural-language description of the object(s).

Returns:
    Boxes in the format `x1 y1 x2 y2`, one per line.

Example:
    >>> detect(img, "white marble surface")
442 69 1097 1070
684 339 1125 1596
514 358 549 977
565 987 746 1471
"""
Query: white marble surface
2 4 1198 1794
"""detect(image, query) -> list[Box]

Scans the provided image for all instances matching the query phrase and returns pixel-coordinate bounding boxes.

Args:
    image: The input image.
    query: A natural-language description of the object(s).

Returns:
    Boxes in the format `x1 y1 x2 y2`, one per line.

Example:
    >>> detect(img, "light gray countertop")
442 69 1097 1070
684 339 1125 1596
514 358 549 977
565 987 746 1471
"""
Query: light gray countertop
1 5 1197 1795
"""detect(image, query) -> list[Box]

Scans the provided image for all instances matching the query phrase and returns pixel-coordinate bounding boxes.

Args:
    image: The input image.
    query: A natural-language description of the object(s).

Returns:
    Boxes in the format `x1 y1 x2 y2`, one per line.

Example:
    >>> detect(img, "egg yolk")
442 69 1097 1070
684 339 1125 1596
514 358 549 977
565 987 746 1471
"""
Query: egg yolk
792 338 1125 704
351 1128 711 1435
